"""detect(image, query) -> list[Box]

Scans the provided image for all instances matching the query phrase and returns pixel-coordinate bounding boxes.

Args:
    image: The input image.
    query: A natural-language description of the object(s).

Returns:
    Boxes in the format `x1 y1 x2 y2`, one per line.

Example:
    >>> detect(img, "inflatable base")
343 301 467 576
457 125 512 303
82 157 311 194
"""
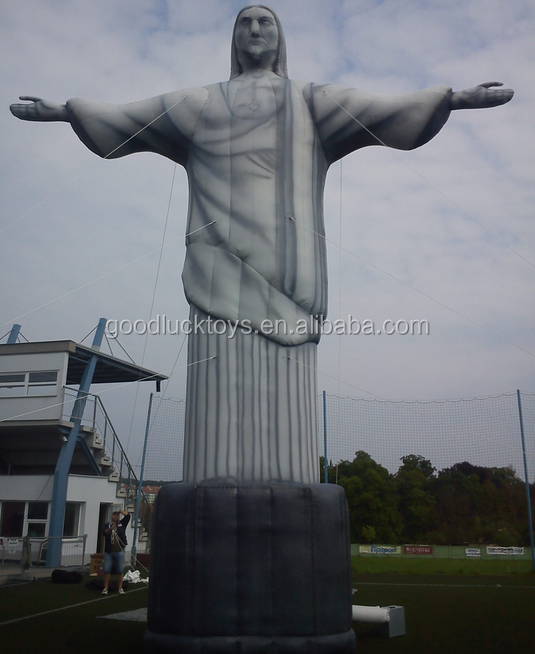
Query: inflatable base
145 482 355 654
144 629 357 653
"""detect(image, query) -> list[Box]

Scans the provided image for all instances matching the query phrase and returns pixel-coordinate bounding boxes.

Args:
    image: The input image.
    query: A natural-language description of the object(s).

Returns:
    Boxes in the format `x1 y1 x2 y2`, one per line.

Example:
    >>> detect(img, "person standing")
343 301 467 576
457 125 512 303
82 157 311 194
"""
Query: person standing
102 509 130 595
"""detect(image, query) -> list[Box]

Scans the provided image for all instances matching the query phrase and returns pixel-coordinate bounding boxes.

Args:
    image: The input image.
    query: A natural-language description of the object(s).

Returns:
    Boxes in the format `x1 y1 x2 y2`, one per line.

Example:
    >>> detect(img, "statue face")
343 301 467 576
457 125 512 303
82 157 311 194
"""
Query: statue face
234 6 279 70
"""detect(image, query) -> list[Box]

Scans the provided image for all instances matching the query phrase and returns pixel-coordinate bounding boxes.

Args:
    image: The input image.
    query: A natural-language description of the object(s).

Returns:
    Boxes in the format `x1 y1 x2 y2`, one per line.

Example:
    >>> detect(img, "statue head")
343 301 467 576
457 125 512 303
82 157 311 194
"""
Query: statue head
230 5 288 79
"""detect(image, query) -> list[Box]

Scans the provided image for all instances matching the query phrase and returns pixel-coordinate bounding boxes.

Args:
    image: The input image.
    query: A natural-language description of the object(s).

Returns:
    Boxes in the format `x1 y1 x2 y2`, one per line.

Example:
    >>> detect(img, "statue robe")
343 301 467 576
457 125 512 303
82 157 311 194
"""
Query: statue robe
67 71 452 483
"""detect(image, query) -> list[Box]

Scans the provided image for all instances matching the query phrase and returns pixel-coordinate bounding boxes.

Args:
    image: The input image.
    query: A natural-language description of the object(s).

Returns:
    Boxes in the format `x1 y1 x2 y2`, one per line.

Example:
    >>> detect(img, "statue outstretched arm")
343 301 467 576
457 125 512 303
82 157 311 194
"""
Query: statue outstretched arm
307 83 454 162
10 89 208 166
450 82 514 110
306 79 513 163
10 96 69 122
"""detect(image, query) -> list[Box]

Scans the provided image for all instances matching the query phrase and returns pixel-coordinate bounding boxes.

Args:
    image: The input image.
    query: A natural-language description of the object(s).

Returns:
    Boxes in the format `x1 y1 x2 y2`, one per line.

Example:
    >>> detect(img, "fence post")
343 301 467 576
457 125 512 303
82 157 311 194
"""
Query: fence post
92 395 97 431
323 391 328 483
516 389 535 571
82 534 87 566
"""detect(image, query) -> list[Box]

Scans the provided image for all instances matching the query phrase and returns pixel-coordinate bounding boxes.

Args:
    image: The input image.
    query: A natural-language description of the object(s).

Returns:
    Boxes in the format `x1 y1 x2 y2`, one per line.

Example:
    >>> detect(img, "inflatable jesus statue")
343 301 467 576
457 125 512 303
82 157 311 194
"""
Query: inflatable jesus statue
11 6 513 486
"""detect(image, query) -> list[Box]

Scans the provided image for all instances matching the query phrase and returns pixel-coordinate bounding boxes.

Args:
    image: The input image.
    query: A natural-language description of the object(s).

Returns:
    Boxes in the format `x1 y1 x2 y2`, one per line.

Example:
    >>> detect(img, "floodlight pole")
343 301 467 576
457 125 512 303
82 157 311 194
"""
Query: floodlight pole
516 389 535 571
131 391 154 567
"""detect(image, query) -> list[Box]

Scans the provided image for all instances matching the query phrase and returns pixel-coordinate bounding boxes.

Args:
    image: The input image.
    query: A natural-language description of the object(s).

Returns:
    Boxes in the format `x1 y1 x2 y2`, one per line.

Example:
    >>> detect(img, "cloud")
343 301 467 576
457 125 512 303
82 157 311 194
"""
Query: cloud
1 0 533 466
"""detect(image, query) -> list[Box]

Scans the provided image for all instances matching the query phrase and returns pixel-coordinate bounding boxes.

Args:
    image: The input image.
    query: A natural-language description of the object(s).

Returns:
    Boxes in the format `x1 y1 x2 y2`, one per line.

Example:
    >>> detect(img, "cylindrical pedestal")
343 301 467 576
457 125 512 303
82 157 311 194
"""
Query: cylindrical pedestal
145 482 355 653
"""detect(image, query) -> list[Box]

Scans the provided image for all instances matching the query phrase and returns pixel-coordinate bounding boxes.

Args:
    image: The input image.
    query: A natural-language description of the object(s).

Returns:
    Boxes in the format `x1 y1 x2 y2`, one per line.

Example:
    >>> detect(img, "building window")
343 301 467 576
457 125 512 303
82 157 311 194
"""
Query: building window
0 501 25 537
27 501 49 538
27 371 59 396
28 502 48 520
63 503 81 538
0 373 26 397
0 371 58 397
27 522 46 538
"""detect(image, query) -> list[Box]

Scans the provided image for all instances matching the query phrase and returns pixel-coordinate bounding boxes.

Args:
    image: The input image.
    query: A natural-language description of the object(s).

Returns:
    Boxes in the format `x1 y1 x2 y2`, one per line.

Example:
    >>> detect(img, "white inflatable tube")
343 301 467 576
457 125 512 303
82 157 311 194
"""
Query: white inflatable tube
352 605 390 624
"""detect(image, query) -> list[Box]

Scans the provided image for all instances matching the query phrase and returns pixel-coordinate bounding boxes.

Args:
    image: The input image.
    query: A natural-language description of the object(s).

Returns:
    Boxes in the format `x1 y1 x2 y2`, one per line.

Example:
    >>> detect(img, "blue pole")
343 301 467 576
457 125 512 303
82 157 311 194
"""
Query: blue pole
132 392 154 566
323 390 328 483
6 324 21 344
47 319 107 567
517 389 535 571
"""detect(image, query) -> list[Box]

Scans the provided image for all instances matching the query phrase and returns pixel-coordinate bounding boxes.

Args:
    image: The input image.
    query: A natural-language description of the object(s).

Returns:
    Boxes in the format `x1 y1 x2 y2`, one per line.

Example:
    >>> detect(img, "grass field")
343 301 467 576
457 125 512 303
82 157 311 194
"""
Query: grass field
0 578 149 654
353 556 535 576
1 559 534 654
353 573 535 654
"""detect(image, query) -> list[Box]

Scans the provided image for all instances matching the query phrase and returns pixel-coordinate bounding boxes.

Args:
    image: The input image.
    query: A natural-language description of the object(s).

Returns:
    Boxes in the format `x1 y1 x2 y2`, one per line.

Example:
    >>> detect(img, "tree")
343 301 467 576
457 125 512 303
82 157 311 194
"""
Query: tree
399 454 436 480
395 455 436 542
361 525 376 544
426 462 529 545
325 452 531 547
339 451 403 543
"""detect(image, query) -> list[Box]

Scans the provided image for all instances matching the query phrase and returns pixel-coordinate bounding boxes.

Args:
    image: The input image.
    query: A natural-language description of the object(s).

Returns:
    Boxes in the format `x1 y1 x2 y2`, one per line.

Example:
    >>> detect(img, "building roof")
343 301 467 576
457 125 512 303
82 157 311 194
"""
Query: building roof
0 340 167 388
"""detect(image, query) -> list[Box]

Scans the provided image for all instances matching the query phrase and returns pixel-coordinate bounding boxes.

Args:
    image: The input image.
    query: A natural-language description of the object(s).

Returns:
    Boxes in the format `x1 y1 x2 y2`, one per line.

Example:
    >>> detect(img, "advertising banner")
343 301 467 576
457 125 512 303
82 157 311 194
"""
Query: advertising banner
465 548 481 557
359 545 401 555
404 545 433 555
487 546 524 556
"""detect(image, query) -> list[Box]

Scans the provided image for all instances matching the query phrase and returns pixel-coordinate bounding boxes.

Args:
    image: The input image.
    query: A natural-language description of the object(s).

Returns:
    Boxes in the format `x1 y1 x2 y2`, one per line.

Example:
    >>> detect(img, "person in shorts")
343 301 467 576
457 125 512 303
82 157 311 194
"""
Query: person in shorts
102 509 130 595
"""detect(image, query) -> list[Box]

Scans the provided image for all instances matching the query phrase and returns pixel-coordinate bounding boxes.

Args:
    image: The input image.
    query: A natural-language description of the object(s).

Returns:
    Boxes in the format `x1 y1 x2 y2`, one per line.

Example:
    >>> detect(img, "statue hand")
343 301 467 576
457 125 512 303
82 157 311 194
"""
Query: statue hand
450 82 514 110
10 96 69 122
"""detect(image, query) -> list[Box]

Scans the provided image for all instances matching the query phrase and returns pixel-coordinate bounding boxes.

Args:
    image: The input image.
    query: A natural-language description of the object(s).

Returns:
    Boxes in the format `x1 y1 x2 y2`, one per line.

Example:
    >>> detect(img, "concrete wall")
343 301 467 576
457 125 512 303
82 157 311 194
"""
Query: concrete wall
66 474 130 557
0 474 132 563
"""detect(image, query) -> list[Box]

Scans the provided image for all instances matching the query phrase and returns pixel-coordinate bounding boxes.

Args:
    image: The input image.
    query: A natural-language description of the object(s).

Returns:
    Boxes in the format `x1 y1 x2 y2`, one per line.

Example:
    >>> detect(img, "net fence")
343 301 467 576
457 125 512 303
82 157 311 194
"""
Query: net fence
142 391 535 483
142 397 186 483
319 392 535 482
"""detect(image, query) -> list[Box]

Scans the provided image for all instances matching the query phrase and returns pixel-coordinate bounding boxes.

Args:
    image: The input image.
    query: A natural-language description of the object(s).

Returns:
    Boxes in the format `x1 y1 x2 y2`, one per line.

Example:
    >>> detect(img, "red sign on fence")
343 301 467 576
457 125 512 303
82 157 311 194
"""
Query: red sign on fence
404 545 433 555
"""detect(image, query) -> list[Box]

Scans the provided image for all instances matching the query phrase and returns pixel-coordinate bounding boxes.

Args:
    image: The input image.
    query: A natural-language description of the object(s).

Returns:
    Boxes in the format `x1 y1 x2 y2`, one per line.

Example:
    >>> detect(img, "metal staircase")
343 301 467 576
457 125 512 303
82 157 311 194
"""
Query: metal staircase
62 388 151 544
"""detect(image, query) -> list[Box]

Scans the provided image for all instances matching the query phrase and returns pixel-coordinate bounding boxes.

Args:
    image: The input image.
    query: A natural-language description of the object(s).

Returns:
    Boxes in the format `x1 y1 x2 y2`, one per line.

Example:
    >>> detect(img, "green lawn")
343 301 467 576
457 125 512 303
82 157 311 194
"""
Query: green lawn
1 565 534 654
0 578 149 654
353 555 535 576
352 573 535 654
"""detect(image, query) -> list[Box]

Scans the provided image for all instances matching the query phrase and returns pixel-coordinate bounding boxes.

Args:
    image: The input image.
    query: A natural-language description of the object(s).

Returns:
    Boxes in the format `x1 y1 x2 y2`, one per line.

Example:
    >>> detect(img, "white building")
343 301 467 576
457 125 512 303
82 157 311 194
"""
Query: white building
0 322 165 567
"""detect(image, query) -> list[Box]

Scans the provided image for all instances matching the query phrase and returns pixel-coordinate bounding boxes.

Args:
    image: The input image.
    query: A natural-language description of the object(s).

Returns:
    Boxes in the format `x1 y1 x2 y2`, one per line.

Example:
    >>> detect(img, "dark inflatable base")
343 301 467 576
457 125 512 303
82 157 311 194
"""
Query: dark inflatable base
144 630 357 654
145 482 355 654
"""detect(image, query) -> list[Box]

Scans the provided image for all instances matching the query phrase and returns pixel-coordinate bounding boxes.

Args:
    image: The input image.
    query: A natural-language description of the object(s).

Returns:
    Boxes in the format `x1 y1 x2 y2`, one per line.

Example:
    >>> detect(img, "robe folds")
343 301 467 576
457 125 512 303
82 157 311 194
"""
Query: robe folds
67 71 452 482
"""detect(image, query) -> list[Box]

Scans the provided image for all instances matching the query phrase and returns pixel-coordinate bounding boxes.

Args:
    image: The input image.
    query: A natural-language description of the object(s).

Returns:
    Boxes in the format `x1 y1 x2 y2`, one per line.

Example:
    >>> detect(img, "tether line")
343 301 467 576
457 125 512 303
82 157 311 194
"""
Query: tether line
125 164 177 453
306 224 535 360
2 96 186 236
325 92 534 271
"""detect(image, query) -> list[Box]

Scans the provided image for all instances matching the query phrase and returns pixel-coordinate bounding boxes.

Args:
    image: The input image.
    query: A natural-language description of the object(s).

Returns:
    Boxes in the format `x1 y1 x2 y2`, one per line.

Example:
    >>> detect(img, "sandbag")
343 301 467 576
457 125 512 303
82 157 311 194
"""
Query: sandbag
51 569 83 584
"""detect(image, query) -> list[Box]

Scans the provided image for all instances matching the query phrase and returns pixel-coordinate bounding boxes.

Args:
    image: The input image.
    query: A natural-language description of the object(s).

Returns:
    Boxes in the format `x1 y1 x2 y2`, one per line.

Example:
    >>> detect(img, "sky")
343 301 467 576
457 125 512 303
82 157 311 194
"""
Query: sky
1 0 534 470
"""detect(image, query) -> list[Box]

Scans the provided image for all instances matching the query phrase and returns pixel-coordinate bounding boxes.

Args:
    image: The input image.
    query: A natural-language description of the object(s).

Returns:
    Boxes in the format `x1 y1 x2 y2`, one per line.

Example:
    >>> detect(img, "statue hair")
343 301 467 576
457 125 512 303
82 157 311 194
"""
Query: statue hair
230 5 288 79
